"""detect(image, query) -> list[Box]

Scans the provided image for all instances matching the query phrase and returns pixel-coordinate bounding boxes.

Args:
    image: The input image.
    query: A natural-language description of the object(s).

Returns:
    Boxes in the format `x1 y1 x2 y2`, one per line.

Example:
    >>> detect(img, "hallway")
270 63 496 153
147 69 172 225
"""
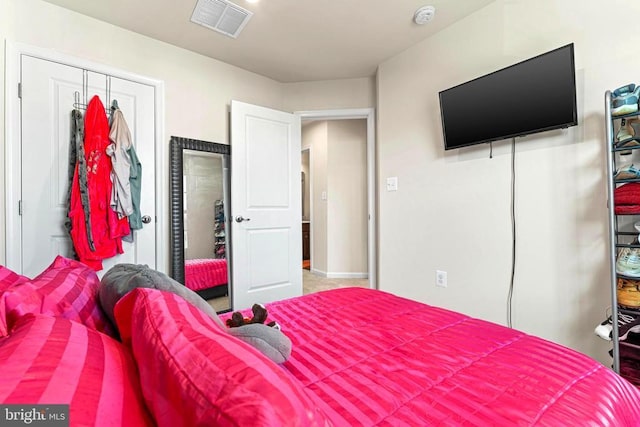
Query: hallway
303 269 369 295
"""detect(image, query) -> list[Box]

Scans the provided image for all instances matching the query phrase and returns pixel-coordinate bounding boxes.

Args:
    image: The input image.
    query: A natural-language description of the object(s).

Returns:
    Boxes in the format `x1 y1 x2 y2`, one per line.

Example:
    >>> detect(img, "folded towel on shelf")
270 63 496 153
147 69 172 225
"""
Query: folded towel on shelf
616 205 640 215
615 183 640 214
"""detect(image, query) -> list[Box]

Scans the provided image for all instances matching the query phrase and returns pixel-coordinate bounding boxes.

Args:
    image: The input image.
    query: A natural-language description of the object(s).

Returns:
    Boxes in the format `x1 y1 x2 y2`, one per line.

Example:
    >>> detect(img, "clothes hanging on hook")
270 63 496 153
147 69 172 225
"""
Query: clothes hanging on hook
65 108 95 254
69 95 128 271
107 103 134 218
108 100 143 243
66 72 145 267
127 138 143 233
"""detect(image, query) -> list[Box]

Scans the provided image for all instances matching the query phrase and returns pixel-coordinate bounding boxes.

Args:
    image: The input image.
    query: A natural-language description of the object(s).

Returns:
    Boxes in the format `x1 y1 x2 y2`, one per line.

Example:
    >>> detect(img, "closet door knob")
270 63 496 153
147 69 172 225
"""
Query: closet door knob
235 216 251 223
142 215 152 224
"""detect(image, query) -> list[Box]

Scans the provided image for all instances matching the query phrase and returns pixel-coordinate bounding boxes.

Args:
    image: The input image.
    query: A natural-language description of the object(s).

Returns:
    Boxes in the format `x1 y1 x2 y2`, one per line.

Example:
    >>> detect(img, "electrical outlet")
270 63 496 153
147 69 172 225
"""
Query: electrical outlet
436 270 447 288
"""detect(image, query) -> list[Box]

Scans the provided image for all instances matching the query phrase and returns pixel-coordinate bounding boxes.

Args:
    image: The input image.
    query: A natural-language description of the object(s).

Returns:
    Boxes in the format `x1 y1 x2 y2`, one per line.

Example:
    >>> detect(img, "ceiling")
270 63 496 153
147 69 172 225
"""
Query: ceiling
42 0 495 83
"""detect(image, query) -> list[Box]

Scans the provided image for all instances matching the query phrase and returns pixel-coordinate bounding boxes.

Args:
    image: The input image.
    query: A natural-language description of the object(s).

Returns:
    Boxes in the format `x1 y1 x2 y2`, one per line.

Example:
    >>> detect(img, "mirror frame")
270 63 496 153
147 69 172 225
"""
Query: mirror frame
169 136 231 285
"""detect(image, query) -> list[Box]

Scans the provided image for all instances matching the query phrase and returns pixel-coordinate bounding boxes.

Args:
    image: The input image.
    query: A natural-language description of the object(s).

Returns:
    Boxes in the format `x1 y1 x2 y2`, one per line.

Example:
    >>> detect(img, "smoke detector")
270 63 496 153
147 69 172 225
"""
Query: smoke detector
191 0 253 39
414 5 436 25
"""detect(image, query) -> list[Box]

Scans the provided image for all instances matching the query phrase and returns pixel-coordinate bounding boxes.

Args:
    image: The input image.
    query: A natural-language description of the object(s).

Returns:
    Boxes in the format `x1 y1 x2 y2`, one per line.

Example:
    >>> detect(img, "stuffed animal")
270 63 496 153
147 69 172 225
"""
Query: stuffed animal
225 303 291 363
226 303 280 330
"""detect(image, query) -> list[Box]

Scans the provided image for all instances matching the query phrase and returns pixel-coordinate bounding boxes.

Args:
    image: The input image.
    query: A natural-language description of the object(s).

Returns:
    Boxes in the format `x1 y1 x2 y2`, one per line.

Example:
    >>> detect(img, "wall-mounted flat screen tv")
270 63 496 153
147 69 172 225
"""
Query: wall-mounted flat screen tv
439 43 577 150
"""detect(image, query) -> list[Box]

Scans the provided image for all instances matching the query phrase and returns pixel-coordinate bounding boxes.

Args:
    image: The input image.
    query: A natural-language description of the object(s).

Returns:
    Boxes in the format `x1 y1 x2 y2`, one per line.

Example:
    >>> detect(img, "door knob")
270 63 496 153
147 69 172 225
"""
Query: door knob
141 215 152 224
235 216 251 223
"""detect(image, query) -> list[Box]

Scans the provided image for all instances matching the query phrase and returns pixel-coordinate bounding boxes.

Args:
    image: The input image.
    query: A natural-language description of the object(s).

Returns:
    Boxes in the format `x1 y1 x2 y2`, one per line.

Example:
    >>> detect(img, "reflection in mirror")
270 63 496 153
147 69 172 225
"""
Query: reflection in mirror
170 136 231 313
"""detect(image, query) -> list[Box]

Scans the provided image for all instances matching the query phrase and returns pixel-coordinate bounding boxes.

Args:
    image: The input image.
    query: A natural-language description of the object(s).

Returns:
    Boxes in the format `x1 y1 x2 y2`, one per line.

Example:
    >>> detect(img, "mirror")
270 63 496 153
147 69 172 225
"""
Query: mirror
170 136 231 313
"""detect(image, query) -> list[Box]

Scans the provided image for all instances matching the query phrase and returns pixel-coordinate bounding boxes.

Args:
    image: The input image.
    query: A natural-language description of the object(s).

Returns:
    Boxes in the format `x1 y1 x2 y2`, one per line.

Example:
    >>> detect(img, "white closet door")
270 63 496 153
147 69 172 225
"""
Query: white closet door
20 56 156 278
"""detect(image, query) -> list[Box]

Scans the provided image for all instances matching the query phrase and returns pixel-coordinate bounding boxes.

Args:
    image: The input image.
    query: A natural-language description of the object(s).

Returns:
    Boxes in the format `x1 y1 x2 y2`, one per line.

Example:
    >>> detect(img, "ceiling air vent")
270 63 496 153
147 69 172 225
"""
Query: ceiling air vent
190 0 253 39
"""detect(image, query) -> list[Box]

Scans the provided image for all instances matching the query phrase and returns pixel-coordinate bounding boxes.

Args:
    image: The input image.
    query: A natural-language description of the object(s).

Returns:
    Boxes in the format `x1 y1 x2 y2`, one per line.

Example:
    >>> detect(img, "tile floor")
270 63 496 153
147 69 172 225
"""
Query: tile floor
301 269 369 294
206 269 369 313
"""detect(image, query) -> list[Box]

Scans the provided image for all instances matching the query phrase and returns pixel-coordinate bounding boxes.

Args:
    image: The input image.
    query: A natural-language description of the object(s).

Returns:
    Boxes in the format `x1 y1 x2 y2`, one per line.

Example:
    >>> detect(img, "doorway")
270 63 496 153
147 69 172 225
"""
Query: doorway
297 108 376 292
301 149 311 271
227 102 374 310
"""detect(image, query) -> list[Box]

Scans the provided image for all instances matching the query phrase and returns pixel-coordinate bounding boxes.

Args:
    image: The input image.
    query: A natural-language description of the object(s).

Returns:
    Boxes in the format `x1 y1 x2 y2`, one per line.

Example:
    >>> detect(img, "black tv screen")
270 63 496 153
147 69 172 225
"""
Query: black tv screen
439 43 577 150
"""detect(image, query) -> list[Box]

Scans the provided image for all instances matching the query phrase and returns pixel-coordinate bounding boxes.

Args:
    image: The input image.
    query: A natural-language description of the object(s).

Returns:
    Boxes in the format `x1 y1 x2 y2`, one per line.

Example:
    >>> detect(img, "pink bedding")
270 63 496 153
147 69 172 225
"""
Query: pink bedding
246 287 640 426
115 288 327 426
0 314 152 426
184 258 227 292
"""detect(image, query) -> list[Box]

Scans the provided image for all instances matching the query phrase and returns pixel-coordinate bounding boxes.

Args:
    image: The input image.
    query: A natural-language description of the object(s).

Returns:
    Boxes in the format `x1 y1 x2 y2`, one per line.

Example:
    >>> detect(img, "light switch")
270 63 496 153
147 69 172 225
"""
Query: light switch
321 191 327 200
386 177 398 191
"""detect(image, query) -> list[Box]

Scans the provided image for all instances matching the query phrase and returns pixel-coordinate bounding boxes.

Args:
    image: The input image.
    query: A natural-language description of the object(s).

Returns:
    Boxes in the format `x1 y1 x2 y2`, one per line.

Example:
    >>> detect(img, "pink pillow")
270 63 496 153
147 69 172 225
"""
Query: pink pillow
115 288 328 427
1 256 115 337
0 313 153 426
0 265 29 291
0 265 29 335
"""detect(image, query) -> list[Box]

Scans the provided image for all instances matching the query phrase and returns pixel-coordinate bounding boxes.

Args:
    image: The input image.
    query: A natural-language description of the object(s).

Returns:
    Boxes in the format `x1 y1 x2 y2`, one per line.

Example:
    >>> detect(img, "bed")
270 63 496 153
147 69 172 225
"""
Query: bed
4 257 638 425
184 258 228 299
221 287 640 426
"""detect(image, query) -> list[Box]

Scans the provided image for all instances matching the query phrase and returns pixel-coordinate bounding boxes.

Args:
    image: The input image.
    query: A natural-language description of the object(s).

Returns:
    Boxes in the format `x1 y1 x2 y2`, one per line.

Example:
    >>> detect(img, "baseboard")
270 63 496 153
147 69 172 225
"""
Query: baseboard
326 272 368 279
310 268 327 277
308 269 368 279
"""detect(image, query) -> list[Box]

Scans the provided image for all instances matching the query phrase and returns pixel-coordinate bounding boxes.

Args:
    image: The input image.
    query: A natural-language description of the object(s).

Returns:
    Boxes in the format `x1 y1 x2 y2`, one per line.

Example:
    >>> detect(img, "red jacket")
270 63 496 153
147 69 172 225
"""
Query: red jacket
69 96 130 270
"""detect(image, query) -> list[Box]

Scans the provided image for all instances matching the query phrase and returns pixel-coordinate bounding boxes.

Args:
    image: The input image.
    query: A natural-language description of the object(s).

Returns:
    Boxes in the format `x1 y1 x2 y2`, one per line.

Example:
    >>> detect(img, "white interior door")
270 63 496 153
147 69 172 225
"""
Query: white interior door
230 100 302 310
19 55 156 278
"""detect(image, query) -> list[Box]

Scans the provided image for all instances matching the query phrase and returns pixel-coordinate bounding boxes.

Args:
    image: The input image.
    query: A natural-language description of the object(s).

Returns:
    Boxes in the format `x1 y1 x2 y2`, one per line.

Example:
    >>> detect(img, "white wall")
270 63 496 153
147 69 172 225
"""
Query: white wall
327 120 368 276
301 150 310 221
302 121 328 274
377 0 636 364
283 78 376 112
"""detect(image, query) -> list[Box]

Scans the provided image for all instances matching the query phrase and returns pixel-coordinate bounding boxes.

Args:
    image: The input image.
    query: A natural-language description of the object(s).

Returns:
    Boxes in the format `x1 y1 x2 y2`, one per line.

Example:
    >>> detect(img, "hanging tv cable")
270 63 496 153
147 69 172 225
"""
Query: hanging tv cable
507 137 516 328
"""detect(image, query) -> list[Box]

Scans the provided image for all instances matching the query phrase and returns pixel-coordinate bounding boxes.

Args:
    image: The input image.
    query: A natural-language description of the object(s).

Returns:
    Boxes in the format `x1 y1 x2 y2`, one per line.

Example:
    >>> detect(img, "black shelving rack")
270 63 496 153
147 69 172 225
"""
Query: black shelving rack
214 200 226 259
604 91 640 375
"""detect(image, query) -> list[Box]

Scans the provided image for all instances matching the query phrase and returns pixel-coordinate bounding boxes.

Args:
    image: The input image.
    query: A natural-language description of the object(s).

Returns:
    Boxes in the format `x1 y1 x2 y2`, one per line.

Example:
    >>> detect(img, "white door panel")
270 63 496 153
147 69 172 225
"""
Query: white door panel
231 101 302 310
96 75 156 273
20 55 156 278
21 57 83 276
246 116 291 208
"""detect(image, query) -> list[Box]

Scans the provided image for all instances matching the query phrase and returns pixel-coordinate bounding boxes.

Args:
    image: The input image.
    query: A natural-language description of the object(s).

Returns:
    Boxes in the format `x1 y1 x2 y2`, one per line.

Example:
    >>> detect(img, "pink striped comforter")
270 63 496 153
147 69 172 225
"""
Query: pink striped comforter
251 287 640 426
184 258 227 292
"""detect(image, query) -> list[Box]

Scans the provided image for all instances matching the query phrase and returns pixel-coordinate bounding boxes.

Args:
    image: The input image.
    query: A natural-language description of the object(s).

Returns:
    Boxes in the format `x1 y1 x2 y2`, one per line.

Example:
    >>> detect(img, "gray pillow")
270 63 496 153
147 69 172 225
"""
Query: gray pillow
227 323 292 364
99 263 225 330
